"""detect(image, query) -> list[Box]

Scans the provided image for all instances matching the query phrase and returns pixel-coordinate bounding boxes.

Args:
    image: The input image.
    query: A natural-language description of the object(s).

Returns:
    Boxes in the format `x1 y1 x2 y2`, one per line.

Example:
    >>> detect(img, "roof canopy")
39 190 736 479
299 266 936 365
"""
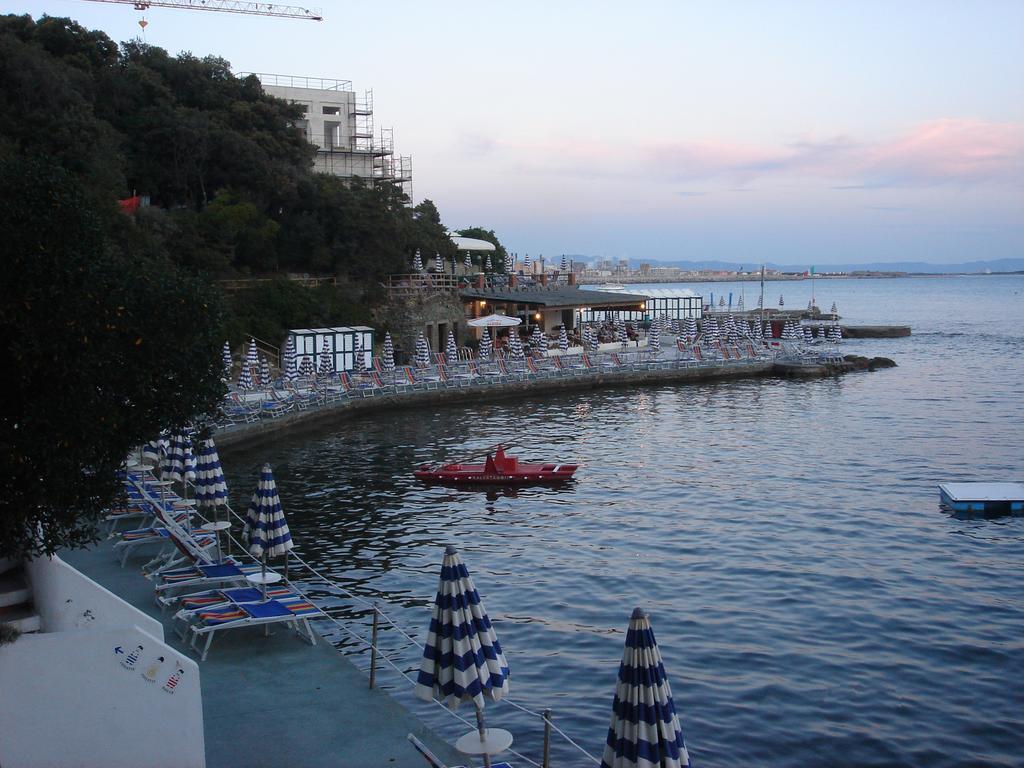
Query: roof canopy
450 235 497 252
461 286 649 310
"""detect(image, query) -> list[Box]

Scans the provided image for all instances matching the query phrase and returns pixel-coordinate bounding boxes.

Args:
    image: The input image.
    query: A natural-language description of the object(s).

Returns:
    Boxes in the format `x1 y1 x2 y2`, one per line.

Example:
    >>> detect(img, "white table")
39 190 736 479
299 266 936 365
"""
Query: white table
455 728 513 756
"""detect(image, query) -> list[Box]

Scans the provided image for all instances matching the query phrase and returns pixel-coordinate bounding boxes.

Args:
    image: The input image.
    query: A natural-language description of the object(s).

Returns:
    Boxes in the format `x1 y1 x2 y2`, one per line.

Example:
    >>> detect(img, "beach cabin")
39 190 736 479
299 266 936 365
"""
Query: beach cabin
288 326 374 373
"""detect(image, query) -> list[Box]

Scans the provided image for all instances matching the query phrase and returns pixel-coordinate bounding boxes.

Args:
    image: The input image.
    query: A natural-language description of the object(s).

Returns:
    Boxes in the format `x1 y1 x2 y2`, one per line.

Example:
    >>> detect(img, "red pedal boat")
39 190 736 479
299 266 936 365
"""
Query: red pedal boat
415 446 578 486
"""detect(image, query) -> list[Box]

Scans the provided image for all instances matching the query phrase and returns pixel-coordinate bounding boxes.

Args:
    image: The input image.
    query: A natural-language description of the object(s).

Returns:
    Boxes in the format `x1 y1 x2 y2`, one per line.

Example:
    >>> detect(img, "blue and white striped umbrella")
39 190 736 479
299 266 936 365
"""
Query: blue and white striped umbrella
503 253 513 272
779 294 785 308
616 318 628 346
507 330 525 361
601 608 690 768
737 294 745 312
194 438 228 510
648 319 661 354
259 355 271 388
382 332 396 372
161 430 193 483
415 332 432 368
318 337 333 377
413 250 424 272
444 330 459 365
530 326 544 355
464 252 473 270
683 317 698 342
718 296 725 308
244 464 293 560
831 301 838 317
299 355 315 378
221 341 232 380
589 325 600 352
523 253 531 272
353 333 365 374
478 328 492 361
433 253 444 273
829 324 842 343
415 545 509 710
283 336 298 382
558 326 569 352
238 339 258 390
142 434 169 467
484 254 492 271
560 254 568 271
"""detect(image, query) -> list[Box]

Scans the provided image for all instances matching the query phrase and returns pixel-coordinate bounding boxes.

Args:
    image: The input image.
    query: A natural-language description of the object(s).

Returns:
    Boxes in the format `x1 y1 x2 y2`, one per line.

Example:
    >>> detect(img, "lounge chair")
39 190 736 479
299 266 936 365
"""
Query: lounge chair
186 595 325 660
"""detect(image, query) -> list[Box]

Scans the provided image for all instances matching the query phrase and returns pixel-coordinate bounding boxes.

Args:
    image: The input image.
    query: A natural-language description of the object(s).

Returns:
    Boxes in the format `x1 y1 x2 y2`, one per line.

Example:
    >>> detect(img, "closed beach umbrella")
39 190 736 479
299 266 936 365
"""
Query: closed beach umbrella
829 324 842 343
808 299 814 312
445 330 459 365
464 252 473 270
283 336 298 382
523 253 531 272
415 332 432 368
590 325 601 352
318 338 333 377
737 294 745 312
558 326 569 352
299 355 315 378
238 339 257 390
161 430 192 483
831 301 838 316
503 253 513 272
601 608 690 768
485 254 492 271
433 253 443 272
259 355 271 388
507 330 525 361
779 295 785 308
616 318 628 346
413 250 424 272
530 326 544 355
560 254 568 272
684 317 698 342
382 332 396 372
718 296 725 309
353 333 365 374
142 433 168 468
415 545 511 768
221 341 232 380
194 438 228 511
479 328 493 361
244 463 294 588
648 319 661 354
803 325 813 343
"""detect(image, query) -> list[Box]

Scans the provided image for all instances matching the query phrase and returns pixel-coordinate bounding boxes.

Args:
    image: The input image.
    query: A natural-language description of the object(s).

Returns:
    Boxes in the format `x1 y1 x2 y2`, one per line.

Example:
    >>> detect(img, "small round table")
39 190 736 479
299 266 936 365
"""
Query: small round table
205 520 232 560
455 728 513 757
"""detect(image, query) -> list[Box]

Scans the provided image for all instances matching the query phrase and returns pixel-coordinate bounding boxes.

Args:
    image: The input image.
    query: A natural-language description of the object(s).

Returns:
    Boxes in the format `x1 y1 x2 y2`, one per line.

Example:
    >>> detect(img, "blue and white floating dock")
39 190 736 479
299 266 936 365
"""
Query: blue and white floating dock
939 482 1024 514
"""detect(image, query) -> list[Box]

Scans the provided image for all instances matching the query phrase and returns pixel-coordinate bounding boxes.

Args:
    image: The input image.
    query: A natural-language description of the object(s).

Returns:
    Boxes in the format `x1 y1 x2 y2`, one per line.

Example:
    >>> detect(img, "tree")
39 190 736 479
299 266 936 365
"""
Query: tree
0 154 226 560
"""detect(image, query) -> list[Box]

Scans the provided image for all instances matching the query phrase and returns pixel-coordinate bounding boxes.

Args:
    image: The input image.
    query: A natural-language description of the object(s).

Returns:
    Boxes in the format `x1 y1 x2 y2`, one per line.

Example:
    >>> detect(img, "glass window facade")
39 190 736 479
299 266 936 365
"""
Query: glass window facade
579 295 702 323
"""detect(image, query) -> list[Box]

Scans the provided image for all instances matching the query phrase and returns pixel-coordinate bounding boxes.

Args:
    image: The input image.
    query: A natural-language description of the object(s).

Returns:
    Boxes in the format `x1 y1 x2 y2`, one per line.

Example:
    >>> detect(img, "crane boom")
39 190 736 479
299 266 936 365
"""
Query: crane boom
82 0 322 21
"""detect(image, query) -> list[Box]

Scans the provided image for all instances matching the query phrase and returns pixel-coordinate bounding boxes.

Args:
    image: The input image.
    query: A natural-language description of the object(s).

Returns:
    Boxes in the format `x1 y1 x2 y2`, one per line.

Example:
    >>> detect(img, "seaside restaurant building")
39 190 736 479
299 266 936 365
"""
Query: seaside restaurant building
580 287 703 324
460 285 651 335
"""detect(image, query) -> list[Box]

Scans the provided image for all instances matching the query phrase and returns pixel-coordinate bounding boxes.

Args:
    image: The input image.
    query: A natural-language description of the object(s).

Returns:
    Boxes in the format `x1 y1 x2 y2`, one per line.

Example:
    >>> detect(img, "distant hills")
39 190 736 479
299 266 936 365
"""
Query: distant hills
566 257 1024 274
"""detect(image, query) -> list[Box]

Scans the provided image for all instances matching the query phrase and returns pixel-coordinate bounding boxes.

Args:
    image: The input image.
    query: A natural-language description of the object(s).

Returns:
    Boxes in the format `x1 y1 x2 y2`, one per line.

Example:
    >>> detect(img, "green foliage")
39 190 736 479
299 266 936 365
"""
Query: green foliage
0 154 226 560
455 227 509 271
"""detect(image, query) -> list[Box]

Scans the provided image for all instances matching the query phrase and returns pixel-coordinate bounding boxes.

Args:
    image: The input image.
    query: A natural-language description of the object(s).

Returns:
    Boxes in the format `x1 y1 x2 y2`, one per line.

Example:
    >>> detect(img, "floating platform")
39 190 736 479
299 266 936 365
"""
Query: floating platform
939 482 1024 514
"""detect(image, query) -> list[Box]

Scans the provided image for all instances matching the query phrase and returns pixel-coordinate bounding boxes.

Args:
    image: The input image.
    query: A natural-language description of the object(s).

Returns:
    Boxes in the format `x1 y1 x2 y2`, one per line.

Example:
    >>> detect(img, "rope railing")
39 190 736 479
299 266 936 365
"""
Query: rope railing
171 479 603 767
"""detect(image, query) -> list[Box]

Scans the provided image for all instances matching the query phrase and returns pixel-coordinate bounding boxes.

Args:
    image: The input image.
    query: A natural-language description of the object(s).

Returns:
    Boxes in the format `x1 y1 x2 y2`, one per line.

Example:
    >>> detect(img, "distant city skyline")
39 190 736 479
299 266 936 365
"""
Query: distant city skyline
11 1 1024 264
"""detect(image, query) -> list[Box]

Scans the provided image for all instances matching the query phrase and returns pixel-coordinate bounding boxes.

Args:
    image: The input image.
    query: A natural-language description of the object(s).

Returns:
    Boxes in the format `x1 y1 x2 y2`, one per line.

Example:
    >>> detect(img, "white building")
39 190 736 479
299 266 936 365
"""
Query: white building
252 74 412 194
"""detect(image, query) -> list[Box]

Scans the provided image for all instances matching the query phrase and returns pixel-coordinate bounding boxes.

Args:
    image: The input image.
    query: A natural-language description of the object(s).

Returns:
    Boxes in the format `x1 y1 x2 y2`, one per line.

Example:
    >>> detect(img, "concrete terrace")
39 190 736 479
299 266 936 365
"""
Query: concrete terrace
61 539 461 768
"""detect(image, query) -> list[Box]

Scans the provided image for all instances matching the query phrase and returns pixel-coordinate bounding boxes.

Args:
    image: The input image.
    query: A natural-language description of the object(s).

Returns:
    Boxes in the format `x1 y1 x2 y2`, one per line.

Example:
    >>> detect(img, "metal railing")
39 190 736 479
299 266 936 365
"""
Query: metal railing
245 72 352 91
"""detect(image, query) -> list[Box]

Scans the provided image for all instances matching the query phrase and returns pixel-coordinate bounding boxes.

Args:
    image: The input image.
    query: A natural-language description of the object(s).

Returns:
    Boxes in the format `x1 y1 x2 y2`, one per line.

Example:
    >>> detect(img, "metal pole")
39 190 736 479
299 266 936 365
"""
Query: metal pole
476 707 492 768
369 604 379 689
542 708 552 768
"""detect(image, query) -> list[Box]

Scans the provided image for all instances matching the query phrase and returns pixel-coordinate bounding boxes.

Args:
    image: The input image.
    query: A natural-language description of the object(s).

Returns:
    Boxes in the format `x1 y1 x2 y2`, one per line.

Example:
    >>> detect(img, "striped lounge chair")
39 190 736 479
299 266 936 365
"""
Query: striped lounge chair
187 595 325 660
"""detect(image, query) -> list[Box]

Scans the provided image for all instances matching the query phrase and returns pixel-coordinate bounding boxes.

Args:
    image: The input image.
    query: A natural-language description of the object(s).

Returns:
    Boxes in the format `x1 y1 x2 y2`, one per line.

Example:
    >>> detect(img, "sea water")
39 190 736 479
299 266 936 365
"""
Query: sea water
224 275 1024 767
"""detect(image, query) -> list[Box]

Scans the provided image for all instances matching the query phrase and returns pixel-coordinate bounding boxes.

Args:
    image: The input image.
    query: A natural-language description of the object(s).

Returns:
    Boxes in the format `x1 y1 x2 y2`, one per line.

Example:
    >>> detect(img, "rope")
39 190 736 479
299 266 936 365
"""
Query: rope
173 476 602 766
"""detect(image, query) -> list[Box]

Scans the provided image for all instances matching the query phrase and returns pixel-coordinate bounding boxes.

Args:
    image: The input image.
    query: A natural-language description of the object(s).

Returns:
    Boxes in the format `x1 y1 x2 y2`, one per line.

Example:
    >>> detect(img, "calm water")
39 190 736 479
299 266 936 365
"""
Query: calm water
223 275 1024 767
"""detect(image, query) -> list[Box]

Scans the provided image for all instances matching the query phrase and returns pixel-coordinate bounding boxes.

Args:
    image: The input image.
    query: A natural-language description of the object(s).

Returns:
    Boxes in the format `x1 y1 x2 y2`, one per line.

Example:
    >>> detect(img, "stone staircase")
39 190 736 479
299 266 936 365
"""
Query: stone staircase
0 557 41 635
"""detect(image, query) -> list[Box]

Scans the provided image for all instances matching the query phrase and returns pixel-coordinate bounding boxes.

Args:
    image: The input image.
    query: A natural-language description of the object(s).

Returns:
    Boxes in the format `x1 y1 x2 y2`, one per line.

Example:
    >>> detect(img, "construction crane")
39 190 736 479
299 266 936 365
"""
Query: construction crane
82 1 323 21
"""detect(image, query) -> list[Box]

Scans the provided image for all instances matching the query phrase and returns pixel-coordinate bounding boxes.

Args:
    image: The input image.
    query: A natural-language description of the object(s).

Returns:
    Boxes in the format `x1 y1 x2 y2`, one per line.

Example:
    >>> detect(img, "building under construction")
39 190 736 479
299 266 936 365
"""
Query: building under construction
254 73 412 195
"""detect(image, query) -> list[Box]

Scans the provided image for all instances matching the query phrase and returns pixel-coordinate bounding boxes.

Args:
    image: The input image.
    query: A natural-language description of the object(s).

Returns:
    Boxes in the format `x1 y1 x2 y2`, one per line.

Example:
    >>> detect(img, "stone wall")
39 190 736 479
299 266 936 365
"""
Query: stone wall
374 292 467 362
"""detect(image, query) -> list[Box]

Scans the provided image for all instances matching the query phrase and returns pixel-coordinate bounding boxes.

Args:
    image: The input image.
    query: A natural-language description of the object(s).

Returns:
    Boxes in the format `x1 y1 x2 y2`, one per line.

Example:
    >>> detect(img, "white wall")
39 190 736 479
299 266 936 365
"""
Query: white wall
26 555 164 639
0 626 205 768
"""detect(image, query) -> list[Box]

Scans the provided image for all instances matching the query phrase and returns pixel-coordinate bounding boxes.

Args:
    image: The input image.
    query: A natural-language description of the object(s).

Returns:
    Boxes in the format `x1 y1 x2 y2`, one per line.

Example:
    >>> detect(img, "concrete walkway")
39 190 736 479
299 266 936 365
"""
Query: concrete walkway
62 540 461 768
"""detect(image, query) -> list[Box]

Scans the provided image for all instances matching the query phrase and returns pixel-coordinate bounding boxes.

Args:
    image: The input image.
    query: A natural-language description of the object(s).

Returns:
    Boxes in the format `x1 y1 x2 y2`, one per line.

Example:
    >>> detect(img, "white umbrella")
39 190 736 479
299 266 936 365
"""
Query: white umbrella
221 342 232 380
558 326 569 353
468 314 522 328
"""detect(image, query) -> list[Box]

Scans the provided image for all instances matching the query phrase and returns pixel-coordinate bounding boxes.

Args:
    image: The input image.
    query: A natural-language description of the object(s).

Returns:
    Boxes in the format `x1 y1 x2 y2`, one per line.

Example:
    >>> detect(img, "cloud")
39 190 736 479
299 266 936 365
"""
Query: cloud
477 119 1024 189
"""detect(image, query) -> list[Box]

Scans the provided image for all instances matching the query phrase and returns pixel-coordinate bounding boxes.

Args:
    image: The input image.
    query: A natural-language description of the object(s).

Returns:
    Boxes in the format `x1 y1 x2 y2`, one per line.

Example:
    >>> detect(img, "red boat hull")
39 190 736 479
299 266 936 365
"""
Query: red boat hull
415 447 577 486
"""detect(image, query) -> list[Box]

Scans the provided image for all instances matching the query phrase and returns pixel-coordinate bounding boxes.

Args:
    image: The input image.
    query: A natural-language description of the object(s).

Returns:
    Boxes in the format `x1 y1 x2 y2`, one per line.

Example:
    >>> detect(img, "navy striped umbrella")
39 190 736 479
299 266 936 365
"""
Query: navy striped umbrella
779 294 785 308
445 330 459 365
803 325 814 343
415 546 510 766
238 339 257 390
683 317 697 342
648 319 661 354
507 330 525 361
560 254 568 271
194 438 228 510
433 253 443 273
259 355 271 388
829 324 842 343
484 254 492 271
589 325 600 352
558 326 569 352
503 253 513 272
382 332 396 372
808 299 814 312
244 463 294 586
299 355 315 378
616 318 628 346
413 250 424 272
530 326 544 355
318 338 333 377
415 332 432 368
737 294 745 312
523 253 531 272
283 336 298 382
478 328 493 361
718 296 725 308
353 333 366 374
221 341 232 380
464 252 473 270
142 434 168 467
161 430 191 483
601 608 690 768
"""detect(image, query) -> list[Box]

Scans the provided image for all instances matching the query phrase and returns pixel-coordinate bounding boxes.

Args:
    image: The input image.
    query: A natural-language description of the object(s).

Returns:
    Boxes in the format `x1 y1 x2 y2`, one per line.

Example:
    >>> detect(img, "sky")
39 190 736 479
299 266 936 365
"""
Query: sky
11 1 1024 265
